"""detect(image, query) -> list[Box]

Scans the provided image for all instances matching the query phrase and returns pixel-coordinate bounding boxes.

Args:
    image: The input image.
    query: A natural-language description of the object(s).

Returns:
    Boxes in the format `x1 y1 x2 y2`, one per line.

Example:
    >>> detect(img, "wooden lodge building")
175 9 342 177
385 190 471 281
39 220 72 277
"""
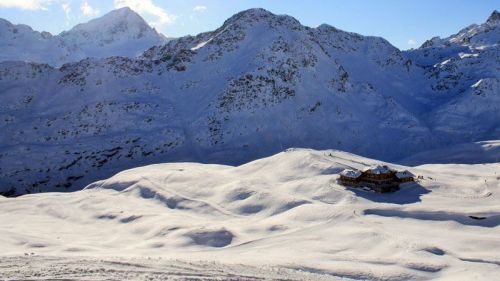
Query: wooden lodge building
338 165 415 193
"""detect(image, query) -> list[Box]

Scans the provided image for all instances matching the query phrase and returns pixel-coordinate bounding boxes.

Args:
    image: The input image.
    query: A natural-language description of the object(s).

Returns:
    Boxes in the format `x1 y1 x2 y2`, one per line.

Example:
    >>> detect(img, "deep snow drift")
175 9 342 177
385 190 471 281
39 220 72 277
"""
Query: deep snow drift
1 149 499 280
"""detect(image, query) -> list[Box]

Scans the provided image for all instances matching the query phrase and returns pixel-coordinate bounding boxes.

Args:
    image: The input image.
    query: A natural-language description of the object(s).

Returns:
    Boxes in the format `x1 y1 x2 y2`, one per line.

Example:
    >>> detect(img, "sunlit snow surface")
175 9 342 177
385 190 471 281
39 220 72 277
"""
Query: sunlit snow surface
1 149 499 280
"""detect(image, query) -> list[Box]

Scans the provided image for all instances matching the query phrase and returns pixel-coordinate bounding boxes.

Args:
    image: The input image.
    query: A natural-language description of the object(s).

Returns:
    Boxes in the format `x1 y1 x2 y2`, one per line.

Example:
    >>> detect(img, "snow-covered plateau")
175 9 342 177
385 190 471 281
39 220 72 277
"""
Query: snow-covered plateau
1 149 499 280
0 8 499 195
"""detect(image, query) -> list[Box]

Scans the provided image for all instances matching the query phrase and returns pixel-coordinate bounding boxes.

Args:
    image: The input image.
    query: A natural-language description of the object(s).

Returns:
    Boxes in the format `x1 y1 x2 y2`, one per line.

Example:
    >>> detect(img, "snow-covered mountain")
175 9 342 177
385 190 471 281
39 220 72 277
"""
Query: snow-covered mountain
403 10 500 144
0 7 167 66
0 8 499 195
1 149 499 280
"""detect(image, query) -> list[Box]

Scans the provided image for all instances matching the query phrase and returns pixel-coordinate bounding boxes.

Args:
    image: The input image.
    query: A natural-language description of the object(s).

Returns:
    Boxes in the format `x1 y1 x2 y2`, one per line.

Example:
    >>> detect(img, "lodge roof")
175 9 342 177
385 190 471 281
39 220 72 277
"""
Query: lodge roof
340 169 362 179
362 165 394 175
395 170 415 179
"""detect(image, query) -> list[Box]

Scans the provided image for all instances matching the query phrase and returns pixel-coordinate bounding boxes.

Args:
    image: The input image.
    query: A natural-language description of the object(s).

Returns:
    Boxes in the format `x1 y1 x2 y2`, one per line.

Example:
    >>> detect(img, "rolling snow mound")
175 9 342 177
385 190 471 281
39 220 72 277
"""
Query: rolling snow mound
1 149 499 280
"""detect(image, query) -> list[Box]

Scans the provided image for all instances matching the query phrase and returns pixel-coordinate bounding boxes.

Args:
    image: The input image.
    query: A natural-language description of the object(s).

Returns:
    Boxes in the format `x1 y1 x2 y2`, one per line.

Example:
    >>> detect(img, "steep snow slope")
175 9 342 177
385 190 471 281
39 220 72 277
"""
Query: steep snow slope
0 9 499 195
404 11 500 142
0 7 166 66
1 149 499 280
400 140 500 165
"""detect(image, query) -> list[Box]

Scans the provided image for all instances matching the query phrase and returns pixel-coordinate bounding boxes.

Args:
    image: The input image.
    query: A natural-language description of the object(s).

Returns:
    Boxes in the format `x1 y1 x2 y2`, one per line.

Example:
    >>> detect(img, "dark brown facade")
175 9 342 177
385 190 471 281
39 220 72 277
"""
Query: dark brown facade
338 166 415 193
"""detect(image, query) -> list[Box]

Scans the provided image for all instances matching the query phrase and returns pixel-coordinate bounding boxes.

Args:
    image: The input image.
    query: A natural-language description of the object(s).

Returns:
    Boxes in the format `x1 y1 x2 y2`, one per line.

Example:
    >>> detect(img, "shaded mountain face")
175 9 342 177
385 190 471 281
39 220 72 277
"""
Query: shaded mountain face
404 10 499 141
0 8 498 195
0 7 166 66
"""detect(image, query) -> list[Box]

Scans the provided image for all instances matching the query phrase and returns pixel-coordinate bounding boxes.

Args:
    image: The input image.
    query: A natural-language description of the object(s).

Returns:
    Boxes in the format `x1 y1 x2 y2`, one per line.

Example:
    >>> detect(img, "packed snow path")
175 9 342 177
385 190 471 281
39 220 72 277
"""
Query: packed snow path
0 256 345 281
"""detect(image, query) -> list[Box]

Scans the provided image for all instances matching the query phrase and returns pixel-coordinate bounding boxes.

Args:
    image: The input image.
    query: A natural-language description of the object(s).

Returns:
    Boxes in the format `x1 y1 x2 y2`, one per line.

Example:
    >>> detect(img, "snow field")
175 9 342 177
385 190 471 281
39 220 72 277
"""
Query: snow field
1 149 498 280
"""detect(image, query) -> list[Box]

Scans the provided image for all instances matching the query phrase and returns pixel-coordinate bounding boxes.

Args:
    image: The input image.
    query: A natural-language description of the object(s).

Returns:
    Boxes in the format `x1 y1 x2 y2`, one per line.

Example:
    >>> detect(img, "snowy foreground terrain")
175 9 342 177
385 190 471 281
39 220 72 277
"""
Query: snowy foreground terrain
1 149 499 280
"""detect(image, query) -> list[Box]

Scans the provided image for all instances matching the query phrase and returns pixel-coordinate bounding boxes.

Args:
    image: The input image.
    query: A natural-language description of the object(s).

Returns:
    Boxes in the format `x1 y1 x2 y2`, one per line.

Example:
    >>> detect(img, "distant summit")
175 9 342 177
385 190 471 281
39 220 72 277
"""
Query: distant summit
0 7 167 66
418 10 500 49
487 10 500 24
65 7 156 38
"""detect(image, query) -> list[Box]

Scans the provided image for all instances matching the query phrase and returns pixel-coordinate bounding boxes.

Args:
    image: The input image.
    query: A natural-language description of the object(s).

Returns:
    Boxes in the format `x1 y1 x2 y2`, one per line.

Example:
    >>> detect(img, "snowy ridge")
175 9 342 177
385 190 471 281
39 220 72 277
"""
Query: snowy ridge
0 7 167 66
1 149 499 280
0 8 499 195
419 10 499 49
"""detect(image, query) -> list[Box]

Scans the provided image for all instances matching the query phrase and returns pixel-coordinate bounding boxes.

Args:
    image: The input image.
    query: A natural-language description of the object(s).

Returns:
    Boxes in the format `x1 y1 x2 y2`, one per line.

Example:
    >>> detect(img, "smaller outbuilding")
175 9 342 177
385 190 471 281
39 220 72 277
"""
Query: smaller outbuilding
395 170 415 183
339 169 362 186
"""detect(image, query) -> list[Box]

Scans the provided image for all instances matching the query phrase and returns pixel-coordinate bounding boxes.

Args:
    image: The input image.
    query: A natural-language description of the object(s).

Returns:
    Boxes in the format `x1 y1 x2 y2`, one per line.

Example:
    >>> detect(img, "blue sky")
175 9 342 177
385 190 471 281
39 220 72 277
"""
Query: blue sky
0 0 498 49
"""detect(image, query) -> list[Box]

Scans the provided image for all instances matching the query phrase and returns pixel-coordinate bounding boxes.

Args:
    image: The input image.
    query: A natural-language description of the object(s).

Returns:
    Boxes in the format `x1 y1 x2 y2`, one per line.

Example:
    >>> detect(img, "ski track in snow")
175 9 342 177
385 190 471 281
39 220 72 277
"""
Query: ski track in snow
0 255 345 281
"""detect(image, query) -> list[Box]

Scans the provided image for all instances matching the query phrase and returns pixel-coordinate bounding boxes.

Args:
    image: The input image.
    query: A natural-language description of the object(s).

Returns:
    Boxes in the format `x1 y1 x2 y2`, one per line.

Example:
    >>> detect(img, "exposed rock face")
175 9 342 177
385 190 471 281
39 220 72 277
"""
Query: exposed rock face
487 10 500 24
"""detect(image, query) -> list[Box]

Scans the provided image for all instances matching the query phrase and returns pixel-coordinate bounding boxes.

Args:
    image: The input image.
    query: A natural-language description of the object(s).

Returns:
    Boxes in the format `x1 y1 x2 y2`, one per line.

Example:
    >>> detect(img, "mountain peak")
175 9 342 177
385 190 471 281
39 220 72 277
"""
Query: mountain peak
68 7 150 34
223 8 274 24
106 6 145 21
0 6 166 66
221 7 303 31
58 6 168 49
114 6 134 14
236 8 274 17
486 10 500 24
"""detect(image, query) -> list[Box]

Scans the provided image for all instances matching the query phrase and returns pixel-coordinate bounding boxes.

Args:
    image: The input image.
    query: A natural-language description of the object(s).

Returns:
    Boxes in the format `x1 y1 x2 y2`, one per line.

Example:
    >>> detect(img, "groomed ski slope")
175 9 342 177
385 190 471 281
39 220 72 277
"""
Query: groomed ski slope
1 149 499 280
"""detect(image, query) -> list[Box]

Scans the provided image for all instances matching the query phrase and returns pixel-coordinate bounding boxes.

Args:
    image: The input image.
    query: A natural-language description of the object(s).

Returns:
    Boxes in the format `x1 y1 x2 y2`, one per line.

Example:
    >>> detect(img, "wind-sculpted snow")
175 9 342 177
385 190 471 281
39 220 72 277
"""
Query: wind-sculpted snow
0 8 499 195
1 149 499 280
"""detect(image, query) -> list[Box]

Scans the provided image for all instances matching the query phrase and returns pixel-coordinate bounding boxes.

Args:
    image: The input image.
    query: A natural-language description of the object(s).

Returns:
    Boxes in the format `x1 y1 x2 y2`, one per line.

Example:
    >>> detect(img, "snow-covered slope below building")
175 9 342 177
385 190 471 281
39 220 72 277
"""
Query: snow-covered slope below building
0 7 166 66
1 149 499 280
0 8 499 195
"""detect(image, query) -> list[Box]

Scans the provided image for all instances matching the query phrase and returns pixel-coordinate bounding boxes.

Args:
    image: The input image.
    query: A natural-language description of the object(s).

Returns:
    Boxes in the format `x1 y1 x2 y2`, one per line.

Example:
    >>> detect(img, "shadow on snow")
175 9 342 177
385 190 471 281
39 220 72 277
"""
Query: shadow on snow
364 209 500 228
347 182 430 205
